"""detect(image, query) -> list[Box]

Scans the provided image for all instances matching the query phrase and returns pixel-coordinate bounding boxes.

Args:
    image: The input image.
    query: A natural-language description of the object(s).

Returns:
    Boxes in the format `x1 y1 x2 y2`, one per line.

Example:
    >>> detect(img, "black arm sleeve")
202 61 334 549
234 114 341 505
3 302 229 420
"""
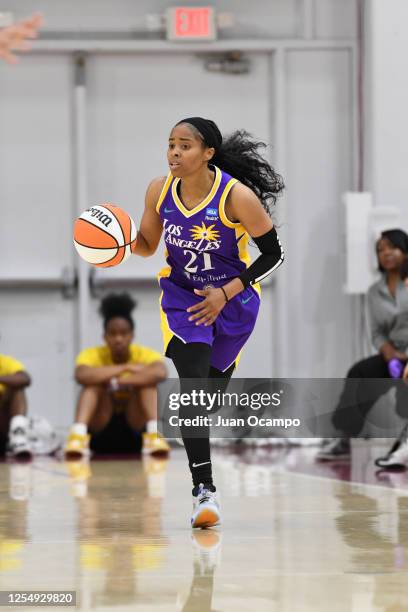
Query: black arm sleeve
238 227 284 289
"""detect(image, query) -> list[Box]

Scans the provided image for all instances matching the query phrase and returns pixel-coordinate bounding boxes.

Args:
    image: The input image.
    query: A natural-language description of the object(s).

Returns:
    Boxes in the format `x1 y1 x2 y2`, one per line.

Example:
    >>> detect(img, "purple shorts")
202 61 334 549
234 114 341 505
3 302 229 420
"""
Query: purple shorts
159 277 260 372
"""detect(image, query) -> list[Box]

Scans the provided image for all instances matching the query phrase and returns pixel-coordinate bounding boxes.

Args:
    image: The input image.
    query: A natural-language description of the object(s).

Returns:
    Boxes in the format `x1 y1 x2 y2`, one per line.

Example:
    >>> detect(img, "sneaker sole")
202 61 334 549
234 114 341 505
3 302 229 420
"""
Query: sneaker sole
191 508 220 529
10 450 32 462
375 458 408 470
65 450 88 460
142 447 170 457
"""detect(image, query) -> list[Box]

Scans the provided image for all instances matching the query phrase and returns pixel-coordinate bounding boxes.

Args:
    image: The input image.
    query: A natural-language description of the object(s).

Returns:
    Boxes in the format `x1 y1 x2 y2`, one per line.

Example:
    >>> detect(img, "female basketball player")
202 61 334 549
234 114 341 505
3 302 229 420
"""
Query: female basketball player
64 293 169 458
133 117 284 527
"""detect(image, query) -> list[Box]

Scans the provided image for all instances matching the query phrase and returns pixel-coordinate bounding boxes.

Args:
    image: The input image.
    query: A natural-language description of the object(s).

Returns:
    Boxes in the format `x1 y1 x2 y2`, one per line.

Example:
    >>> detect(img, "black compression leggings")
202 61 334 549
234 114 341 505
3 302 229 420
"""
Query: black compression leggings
167 336 235 487
167 336 235 379
332 354 408 436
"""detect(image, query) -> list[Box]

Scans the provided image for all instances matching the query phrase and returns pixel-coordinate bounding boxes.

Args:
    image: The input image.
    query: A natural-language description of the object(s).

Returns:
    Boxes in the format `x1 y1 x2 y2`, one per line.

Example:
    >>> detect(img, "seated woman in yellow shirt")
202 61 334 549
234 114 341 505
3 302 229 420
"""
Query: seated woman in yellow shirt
0 354 31 458
64 293 169 458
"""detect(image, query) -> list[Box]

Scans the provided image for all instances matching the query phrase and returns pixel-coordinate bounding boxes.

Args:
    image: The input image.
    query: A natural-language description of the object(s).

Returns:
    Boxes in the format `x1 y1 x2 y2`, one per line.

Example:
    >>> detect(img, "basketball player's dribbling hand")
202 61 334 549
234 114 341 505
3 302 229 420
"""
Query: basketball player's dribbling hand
0 13 43 64
187 288 227 326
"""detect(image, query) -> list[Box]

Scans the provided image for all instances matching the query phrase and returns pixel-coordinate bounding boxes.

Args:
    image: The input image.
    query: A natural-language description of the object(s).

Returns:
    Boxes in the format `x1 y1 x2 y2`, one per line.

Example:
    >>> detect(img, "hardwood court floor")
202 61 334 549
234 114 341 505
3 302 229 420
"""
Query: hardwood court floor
0 442 408 611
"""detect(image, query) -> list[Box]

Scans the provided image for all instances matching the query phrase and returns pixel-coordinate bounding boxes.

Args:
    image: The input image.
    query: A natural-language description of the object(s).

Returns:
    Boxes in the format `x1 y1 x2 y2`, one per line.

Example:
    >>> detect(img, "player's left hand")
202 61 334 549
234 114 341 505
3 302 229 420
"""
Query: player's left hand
187 288 227 326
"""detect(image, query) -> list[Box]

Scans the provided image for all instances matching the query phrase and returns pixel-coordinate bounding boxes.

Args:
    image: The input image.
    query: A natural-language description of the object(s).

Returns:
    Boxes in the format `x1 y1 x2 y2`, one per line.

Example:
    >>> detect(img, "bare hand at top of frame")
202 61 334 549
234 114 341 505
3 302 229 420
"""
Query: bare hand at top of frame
0 13 43 64
187 287 227 326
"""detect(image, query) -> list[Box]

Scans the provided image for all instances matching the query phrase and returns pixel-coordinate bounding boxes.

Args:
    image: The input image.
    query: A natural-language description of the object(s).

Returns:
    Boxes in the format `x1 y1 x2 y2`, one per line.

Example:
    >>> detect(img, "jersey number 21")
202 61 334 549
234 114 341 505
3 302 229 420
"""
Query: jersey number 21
183 250 215 273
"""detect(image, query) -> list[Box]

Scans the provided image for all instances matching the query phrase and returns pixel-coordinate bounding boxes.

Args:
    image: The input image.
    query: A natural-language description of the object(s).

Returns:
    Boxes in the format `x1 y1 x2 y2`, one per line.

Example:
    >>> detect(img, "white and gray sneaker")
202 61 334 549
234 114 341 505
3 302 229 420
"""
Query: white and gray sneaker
191 483 221 529
375 424 408 469
7 417 32 460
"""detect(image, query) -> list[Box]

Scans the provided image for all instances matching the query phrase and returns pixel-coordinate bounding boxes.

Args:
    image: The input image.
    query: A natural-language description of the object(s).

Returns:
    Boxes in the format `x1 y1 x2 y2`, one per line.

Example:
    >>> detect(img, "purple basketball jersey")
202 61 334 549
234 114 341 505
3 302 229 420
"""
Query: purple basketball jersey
157 165 255 290
156 165 261 371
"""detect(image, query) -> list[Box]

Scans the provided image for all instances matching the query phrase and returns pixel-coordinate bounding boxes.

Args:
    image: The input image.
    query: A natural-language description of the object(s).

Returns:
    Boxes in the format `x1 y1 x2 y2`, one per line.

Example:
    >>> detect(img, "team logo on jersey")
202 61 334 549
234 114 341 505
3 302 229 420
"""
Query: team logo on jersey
206 208 217 216
163 218 221 251
205 206 218 221
190 222 220 242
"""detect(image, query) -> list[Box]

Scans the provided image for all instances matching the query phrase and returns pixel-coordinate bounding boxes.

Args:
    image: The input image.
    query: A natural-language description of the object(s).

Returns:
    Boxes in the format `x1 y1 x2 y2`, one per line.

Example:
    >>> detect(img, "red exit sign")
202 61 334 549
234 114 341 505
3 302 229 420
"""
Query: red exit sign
167 7 216 41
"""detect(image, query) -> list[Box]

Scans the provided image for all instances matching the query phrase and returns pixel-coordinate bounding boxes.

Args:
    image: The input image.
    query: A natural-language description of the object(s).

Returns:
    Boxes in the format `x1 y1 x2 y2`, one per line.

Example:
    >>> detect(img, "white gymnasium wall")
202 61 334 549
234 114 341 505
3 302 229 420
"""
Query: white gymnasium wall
364 0 408 223
0 53 77 424
0 0 359 424
285 49 354 377
1 0 356 38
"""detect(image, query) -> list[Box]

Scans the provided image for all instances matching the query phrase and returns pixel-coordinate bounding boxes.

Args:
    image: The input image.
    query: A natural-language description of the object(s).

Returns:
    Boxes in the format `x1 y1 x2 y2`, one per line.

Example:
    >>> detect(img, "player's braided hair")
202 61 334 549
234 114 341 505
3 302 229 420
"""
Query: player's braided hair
177 118 284 216
99 293 136 330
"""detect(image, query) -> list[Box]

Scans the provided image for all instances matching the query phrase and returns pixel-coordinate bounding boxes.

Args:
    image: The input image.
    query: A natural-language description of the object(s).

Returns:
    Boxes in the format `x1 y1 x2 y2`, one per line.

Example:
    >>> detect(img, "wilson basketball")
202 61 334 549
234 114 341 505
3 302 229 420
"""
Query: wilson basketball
73 203 137 267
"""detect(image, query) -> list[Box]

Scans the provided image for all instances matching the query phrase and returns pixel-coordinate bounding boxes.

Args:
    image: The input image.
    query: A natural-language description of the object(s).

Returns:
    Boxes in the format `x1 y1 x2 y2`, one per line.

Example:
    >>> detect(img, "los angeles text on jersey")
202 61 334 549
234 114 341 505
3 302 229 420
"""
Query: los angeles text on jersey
162 219 221 252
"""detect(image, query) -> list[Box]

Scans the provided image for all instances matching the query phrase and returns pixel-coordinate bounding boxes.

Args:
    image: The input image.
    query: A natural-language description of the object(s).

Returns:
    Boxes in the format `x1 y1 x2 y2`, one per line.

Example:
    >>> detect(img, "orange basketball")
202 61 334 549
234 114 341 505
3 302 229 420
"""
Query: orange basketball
73 203 137 267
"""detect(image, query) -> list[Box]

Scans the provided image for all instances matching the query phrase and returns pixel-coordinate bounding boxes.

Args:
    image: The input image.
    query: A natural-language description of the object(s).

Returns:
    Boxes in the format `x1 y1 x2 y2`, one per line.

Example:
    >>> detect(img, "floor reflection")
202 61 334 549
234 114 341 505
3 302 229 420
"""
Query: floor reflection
178 531 220 612
334 483 408 610
0 462 30 574
71 457 169 608
0 444 408 610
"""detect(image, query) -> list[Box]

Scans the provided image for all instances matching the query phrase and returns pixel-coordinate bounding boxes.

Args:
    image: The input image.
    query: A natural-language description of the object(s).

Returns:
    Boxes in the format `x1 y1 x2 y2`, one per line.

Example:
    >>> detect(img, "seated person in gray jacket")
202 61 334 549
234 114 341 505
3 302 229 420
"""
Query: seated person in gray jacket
318 229 408 462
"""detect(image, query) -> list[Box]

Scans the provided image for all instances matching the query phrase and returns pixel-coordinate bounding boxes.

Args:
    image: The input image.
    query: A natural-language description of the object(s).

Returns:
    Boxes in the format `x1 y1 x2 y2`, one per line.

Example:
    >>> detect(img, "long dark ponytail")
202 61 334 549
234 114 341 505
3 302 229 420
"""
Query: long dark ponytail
213 130 284 215
176 117 284 216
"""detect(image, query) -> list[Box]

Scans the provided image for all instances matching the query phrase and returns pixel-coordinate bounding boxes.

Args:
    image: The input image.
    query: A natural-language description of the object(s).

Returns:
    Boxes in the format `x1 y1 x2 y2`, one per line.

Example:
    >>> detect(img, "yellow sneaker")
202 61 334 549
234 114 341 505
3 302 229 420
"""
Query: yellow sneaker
64 432 90 459
142 432 170 457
